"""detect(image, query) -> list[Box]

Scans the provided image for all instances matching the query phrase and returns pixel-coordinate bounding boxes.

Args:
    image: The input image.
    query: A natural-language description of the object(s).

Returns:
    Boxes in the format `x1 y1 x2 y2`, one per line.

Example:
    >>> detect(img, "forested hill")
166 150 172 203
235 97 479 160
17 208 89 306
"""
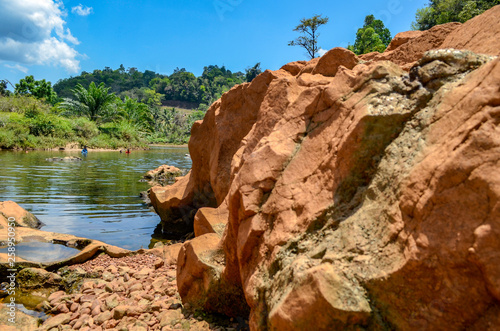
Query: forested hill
53 64 261 111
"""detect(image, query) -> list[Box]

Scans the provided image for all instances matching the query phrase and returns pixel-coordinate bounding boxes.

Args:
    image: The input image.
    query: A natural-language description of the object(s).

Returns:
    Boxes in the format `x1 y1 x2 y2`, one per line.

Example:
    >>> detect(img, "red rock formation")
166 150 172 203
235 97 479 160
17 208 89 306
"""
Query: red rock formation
150 6 500 330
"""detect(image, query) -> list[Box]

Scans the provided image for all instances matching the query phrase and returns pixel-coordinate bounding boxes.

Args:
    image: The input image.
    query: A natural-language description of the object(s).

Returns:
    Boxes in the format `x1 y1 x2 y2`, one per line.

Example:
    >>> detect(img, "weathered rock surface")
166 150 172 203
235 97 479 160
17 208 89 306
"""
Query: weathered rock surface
143 164 183 186
0 308 39 331
311 47 359 77
17 268 63 291
385 30 424 52
360 5 500 70
441 5 500 56
148 7 500 331
0 200 42 228
149 173 200 235
193 202 229 237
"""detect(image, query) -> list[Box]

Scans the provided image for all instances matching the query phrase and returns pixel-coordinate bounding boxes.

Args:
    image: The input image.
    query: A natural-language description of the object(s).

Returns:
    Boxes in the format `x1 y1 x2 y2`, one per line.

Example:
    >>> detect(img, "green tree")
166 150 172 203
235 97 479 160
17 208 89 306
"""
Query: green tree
412 0 499 30
348 15 391 55
14 75 57 104
59 82 117 123
288 14 329 59
117 96 154 132
54 63 247 110
0 80 12 96
245 63 262 82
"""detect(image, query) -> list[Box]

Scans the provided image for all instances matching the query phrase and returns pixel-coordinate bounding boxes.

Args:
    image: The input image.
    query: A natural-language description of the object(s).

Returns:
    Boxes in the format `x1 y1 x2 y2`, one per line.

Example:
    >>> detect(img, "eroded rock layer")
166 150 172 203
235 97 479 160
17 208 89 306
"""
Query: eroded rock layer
150 6 500 330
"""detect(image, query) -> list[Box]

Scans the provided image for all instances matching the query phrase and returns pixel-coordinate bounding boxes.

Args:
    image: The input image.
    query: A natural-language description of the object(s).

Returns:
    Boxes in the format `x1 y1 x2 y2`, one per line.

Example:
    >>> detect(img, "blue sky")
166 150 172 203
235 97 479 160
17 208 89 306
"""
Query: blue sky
0 0 427 87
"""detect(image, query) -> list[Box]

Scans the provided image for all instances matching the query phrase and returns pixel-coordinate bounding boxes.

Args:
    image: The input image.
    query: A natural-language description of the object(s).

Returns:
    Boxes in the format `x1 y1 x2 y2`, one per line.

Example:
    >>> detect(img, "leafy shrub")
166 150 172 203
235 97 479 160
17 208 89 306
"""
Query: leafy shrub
27 114 74 139
0 95 50 114
87 134 133 149
0 113 8 128
99 121 142 142
36 136 68 149
72 117 99 139
24 105 45 119
0 130 16 148
5 119 30 136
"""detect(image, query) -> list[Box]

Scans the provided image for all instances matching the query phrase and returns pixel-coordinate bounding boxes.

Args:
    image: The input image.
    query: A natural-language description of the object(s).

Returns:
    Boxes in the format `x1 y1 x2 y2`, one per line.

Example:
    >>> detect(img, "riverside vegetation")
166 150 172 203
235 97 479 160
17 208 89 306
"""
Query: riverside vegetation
0 63 262 150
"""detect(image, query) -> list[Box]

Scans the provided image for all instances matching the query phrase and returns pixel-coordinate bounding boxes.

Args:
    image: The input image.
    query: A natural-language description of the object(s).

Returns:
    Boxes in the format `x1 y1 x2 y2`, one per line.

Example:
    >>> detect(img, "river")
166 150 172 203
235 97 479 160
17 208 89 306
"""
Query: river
0 146 191 250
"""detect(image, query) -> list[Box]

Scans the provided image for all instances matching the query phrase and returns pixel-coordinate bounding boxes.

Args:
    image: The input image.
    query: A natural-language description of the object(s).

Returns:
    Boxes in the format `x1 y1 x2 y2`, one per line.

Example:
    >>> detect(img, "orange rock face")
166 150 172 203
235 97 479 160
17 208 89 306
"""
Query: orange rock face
149 173 200 236
151 6 500 330
193 203 228 237
0 200 42 228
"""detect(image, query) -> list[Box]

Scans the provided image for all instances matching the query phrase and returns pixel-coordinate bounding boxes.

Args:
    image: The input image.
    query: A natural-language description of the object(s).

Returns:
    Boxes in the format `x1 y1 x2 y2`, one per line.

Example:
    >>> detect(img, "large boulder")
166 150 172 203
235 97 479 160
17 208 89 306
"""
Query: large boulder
149 173 198 235
359 5 500 70
177 233 248 316
17 268 63 291
311 47 359 77
385 30 424 52
160 8 500 330
441 5 500 56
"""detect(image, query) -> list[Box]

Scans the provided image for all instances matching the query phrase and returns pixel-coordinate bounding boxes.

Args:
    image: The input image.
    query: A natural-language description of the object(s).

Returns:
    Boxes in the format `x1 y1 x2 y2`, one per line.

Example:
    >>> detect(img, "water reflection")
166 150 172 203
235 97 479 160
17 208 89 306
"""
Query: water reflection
0 242 80 263
0 147 191 250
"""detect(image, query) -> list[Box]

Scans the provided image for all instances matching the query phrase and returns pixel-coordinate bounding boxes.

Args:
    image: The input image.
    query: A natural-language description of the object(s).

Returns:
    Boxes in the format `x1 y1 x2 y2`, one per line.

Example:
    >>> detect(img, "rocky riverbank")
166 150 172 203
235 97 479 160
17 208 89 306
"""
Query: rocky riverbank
33 253 246 331
0 201 246 330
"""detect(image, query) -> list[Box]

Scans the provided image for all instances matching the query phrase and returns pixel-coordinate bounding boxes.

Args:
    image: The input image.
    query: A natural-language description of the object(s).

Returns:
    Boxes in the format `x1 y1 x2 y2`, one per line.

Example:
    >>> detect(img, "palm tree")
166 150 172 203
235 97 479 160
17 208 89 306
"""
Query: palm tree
60 82 117 123
118 96 154 133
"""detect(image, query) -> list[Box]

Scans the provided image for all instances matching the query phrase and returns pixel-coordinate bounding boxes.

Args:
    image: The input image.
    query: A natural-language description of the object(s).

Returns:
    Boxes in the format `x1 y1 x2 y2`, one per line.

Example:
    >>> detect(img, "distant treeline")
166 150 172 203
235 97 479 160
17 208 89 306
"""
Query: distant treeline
54 64 262 111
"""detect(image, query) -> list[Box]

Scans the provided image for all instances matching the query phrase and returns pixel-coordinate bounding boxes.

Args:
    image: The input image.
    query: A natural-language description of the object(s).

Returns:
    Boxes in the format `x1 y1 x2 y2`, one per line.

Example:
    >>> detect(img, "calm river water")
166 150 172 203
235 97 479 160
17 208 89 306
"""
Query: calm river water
0 147 191 250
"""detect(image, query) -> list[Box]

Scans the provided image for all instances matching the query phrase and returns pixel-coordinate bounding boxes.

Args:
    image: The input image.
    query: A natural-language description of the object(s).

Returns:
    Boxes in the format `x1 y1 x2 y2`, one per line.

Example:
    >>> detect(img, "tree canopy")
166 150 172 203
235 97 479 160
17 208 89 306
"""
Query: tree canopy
348 15 391 55
14 75 57 104
0 80 11 96
245 63 262 82
288 14 329 59
59 82 118 123
412 0 499 30
54 65 247 110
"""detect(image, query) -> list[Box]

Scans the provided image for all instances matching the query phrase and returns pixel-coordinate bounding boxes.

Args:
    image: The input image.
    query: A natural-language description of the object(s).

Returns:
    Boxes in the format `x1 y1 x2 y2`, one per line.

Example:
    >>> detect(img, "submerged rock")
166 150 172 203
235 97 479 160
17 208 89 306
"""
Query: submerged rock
45 156 82 162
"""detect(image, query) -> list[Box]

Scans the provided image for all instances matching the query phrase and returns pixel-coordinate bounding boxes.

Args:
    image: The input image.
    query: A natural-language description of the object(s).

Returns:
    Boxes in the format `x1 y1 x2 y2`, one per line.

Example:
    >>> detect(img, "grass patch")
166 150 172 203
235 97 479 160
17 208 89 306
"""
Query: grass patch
0 95 192 149
0 111 147 150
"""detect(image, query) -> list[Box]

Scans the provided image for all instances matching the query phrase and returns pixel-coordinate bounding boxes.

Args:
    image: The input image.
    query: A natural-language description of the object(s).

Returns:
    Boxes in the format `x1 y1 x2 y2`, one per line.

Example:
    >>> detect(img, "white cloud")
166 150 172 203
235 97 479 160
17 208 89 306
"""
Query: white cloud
318 48 328 57
4 63 29 73
0 0 81 73
71 4 93 16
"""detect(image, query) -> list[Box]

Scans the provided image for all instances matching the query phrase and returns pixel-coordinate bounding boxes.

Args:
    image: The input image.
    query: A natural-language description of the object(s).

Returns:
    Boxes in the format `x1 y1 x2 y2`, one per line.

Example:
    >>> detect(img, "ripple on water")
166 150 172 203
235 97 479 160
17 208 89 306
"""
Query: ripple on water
0 147 191 250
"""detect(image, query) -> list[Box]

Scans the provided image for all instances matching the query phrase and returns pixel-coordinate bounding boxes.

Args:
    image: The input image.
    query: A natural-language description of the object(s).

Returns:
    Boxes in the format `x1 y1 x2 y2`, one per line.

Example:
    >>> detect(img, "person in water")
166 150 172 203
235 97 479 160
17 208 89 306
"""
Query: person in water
81 146 88 154
125 148 130 154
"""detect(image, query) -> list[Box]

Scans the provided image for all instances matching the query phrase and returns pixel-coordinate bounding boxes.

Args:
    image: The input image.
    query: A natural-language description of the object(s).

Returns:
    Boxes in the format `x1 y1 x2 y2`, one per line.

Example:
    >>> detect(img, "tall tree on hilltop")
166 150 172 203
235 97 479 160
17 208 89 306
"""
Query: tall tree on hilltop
288 14 329 59
245 63 262 82
348 15 391 55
